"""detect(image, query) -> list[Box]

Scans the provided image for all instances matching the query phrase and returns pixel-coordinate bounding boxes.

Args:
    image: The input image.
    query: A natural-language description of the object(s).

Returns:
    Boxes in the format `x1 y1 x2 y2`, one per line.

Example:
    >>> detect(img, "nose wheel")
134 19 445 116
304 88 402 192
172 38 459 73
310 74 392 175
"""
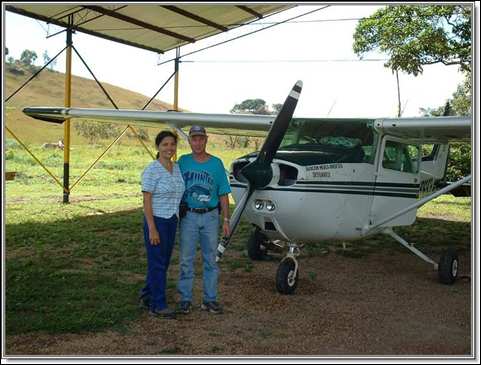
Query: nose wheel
247 227 269 260
276 243 300 295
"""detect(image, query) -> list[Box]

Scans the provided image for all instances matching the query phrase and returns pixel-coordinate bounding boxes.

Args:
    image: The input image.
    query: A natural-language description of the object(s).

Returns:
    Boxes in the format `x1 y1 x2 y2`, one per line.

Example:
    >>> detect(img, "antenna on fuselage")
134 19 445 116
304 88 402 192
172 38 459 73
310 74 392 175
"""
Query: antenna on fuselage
326 99 337 117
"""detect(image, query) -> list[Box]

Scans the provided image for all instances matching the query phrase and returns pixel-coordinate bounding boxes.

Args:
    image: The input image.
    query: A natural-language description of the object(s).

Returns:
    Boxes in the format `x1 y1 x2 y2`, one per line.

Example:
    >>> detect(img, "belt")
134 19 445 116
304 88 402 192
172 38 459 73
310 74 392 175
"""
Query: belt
187 206 217 214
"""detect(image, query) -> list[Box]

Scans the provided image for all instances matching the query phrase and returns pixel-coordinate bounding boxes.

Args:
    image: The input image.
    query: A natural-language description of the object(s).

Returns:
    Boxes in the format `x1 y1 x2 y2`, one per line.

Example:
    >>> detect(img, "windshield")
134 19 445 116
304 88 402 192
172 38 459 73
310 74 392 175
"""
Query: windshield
280 118 377 164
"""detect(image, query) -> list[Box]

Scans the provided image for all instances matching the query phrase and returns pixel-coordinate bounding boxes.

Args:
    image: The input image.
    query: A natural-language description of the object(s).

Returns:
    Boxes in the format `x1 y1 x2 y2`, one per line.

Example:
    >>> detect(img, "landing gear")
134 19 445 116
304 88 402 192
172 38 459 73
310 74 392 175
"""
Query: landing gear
247 227 268 260
438 248 459 285
276 243 300 295
384 228 460 285
246 227 302 294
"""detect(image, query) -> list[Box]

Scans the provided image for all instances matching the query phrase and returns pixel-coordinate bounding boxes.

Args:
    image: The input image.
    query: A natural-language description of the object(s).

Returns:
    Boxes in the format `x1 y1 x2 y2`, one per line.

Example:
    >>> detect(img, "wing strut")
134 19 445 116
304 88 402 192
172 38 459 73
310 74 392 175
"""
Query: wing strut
364 174 471 235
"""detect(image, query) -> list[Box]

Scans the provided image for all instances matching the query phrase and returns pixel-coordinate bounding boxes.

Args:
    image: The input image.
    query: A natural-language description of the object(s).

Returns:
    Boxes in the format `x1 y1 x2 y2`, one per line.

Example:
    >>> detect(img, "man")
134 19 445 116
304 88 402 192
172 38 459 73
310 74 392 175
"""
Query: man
177 125 231 314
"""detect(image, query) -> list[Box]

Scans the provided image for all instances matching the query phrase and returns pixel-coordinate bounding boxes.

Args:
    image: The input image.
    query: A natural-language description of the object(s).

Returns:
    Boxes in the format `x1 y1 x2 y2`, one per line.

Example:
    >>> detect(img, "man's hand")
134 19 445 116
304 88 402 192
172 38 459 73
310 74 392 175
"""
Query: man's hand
222 219 231 237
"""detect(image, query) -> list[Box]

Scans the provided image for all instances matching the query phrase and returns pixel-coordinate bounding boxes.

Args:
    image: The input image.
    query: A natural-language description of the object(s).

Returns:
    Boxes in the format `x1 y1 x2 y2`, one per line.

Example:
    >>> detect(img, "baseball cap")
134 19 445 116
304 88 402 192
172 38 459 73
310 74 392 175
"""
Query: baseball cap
189 125 207 137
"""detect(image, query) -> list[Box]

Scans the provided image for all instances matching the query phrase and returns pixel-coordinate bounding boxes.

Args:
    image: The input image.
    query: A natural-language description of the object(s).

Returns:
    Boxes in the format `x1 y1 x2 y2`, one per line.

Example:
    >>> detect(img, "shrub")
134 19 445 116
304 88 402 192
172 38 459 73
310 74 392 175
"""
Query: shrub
447 143 471 181
6 150 14 160
74 120 122 144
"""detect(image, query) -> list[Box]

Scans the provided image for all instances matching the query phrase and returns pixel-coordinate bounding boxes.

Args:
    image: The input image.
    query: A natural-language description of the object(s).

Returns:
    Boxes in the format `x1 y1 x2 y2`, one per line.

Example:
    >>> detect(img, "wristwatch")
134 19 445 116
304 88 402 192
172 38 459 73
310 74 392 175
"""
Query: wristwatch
224 217 230 222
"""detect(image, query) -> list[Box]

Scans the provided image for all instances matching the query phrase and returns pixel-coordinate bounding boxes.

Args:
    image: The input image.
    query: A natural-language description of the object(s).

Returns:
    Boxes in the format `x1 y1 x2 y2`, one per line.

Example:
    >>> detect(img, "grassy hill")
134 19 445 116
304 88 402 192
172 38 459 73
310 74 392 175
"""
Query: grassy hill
5 64 175 145
5 64 265 148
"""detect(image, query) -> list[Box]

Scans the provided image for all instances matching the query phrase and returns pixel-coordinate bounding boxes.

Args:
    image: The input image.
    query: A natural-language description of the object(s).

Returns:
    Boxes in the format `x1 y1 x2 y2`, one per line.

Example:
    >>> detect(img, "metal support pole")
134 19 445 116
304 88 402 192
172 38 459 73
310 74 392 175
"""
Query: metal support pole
63 19 73 203
174 47 180 112
128 125 156 159
69 126 130 191
173 47 180 161
5 46 67 103
6 126 67 192
71 45 118 109
141 70 176 110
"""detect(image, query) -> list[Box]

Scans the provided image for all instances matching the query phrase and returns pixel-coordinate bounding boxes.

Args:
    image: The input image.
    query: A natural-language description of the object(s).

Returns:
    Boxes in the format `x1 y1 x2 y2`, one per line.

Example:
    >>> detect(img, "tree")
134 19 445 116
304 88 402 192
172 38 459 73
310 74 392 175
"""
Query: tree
271 103 283 114
419 75 471 182
353 5 471 76
229 98 280 149
450 75 471 116
20 49 38 67
419 74 471 117
353 5 472 182
231 99 271 115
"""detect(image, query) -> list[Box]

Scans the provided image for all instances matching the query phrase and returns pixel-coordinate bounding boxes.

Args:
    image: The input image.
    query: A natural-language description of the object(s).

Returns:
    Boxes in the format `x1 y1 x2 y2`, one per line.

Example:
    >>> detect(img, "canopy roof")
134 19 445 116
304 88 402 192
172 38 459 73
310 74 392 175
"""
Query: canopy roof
6 4 293 53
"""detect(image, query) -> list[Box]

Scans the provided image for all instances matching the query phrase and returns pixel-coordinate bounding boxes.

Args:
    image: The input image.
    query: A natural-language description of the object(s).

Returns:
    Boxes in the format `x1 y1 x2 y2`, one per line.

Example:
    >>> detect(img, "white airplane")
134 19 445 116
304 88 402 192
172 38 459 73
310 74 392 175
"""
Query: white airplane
23 81 472 294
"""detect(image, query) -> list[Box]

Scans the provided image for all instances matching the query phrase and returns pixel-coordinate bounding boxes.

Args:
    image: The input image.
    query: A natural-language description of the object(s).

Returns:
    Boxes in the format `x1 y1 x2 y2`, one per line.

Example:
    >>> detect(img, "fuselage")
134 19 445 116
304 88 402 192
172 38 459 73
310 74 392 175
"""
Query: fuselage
229 119 448 243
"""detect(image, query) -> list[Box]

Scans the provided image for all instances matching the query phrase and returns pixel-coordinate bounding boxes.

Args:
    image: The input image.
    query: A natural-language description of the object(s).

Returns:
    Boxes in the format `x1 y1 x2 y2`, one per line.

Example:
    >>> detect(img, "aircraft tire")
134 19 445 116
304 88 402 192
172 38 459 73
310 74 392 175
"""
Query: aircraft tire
247 229 268 260
438 248 459 285
276 258 298 295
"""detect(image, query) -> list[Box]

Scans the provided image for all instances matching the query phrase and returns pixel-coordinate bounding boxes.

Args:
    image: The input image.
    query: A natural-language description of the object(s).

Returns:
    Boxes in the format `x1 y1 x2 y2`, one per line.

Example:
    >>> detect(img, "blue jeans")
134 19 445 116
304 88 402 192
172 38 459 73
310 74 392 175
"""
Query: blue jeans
177 210 220 303
141 214 178 311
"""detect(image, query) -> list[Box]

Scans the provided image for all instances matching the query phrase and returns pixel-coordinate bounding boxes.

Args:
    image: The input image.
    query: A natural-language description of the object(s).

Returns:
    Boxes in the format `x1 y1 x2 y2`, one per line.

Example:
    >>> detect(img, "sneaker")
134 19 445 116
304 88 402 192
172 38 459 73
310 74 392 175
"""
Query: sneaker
201 301 223 314
149 307 176 319
138 294 151 310
178 301 192 314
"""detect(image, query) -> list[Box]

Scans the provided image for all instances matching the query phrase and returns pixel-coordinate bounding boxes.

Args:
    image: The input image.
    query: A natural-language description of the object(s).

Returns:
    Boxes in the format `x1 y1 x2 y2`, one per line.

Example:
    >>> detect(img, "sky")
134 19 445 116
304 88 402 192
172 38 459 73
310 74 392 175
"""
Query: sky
3 4 470 118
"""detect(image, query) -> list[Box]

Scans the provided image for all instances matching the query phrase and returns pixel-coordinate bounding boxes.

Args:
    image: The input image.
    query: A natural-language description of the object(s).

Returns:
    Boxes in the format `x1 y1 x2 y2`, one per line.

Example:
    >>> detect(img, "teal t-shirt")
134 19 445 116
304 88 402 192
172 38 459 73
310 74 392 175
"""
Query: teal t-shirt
178 154 231 209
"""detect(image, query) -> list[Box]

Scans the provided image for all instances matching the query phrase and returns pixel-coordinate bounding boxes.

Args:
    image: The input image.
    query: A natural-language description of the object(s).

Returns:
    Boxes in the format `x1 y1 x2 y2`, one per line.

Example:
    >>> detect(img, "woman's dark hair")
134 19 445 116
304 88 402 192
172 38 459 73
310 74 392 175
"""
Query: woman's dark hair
155 130 177 159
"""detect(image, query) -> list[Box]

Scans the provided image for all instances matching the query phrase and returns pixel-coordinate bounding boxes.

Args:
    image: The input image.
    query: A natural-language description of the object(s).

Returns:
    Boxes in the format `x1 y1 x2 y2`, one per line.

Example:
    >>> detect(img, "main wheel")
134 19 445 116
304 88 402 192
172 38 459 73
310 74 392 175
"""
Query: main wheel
247 228 268 260
438 248 459 285
276 258 298 295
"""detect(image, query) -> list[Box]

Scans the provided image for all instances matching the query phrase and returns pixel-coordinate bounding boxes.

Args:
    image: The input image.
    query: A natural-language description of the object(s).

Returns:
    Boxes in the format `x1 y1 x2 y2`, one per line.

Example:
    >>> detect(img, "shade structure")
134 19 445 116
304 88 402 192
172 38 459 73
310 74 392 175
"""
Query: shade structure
6 4 293 53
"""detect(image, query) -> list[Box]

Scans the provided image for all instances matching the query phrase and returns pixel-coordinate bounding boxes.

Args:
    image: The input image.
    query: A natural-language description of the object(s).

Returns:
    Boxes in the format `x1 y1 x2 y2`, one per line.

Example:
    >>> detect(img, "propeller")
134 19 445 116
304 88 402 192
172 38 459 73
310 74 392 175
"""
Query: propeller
217 80 303 261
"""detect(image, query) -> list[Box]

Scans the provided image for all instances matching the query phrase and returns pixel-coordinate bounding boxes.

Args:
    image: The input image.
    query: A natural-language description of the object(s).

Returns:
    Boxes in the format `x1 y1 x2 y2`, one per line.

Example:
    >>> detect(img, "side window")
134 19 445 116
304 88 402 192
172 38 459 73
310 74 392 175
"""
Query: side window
382 141 420 173
421 144 439 161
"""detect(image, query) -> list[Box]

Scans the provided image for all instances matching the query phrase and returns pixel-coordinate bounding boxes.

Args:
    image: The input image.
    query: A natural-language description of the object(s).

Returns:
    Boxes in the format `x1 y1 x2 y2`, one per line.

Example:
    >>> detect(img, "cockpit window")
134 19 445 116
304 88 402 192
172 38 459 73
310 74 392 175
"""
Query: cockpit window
382 141 420 173
280 119 377 164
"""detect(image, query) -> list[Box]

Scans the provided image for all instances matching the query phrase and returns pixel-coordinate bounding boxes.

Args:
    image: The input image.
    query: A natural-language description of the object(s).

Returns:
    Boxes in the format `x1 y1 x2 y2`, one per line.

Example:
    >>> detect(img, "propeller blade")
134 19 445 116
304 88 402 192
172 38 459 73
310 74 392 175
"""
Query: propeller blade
257 80 303 165
217 81 303 261
240 80 303 189
217 185 255 261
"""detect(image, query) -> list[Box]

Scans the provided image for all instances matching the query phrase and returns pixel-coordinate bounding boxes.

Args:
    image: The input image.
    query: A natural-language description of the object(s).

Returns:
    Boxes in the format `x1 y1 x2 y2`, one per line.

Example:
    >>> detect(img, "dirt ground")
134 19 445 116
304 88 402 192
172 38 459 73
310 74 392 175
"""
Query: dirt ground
5 249 472 358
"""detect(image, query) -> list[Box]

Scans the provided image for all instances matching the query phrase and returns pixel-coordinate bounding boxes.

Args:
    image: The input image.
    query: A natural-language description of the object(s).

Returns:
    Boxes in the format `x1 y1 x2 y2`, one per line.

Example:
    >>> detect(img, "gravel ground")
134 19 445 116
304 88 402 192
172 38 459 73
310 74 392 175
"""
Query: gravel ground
5 249 472 358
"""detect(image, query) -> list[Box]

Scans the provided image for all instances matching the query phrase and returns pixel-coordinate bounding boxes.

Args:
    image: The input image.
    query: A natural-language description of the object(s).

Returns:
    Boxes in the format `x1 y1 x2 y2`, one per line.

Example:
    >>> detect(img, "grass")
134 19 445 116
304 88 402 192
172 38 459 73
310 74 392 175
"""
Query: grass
4 141 253 335
5 140 472 337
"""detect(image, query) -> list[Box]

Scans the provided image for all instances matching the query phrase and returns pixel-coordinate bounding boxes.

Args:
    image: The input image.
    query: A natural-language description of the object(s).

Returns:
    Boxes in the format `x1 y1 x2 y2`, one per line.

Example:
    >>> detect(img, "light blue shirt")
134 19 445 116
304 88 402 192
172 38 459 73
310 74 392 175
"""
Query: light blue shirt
178 154 231 209
141 160 185 218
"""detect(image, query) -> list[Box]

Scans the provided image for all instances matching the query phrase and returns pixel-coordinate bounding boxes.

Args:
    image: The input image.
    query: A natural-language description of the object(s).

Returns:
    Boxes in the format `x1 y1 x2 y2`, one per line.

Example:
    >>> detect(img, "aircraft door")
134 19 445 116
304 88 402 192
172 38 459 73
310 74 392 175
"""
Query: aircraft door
370 137 421 228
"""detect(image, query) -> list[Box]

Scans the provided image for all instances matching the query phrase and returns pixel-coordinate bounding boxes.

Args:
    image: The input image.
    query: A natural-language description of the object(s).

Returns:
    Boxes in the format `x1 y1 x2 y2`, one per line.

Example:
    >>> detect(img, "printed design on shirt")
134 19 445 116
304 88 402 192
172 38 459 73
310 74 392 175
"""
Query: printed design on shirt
183 170 215 205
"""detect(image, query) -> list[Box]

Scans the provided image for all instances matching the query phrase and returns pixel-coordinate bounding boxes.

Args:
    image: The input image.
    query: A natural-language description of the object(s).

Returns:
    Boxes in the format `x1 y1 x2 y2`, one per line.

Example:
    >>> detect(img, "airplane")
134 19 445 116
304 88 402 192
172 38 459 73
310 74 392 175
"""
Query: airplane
23 81 472 295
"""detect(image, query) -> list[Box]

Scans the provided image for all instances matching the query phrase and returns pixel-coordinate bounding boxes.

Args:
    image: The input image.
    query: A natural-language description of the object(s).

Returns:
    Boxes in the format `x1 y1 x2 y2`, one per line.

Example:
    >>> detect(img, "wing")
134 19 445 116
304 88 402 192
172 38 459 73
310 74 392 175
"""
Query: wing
23 107 473 142
374 116 471 142
22 107 274 131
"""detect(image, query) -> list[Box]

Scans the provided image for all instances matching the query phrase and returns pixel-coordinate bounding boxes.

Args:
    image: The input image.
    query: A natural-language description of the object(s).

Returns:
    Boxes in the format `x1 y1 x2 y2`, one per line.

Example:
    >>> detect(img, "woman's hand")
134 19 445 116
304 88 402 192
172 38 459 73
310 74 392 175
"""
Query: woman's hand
149 228 161 245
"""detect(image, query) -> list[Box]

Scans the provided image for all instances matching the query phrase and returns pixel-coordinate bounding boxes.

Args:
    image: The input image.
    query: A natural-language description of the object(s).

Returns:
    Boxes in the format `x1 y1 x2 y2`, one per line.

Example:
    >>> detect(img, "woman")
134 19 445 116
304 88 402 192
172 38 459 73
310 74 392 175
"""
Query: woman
139 130 184 318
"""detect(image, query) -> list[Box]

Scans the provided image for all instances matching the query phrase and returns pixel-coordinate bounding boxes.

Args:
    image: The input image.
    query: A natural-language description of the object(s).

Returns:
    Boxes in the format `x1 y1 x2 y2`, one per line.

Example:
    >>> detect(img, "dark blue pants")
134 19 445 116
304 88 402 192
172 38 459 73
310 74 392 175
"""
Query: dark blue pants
141 214 178 311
